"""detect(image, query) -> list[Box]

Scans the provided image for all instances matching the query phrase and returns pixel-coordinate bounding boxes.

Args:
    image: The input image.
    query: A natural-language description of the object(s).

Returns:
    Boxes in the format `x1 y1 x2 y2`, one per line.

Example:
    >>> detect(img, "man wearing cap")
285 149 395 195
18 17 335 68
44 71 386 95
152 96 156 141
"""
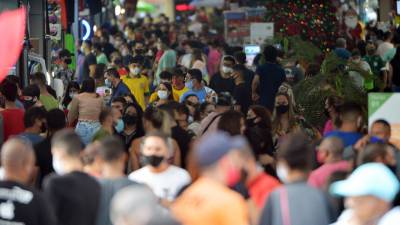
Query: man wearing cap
330 163 400 225
171 132 249 225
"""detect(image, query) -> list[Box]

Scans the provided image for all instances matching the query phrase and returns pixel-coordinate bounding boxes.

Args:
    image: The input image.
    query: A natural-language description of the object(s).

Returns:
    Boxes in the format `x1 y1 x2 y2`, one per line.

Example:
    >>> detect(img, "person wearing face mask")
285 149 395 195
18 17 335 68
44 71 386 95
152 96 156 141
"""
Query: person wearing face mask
62 81 80 110
110 52 128 77
34 109 66 189
121 55 150 110
244 105 275 173
104 68 132 106
171 132 249 225
128 131 191 204
308 137 350 189
348 49 372 90
43 130 101 225
93 43 109 65
209 55 236 95
0 138 56 225
21 84 44 110
150 83 175 107
117 103 145 151
149 71 180 103
259 132 334 225
19 107 47 145
56 49 75 90
364 43 386 79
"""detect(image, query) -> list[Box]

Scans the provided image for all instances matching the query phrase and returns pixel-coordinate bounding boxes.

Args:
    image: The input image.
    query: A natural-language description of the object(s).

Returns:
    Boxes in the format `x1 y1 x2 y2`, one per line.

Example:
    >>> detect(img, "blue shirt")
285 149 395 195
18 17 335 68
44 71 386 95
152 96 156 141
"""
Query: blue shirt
334 48 351 60
19 133 44 145
109 81 131 105
256 63 286 111
180 88 207 103
325 130 363 147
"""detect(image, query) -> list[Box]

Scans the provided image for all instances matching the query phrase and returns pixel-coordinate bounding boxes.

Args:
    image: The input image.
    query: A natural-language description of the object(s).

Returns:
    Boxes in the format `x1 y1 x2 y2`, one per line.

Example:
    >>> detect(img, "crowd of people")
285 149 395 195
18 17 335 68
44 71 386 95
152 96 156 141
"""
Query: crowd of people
0 9 400 225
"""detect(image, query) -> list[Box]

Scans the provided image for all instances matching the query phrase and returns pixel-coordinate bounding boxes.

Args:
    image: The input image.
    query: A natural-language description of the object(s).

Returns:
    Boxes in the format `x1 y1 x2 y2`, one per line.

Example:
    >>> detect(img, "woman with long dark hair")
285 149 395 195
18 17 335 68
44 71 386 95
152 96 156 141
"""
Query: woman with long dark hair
117 102 145 151
62 81 80 109
68 78 104 144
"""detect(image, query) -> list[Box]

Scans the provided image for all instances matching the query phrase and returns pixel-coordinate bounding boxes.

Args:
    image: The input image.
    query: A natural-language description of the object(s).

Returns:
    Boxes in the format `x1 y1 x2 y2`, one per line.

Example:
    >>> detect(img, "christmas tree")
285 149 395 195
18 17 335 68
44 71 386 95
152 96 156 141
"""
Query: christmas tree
265 0 339 51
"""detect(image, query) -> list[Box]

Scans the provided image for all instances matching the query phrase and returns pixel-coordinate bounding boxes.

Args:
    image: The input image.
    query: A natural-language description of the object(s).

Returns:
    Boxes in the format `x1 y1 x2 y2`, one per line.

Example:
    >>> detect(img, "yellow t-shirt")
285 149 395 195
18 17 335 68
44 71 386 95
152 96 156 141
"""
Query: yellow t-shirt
149 91 180 103
122 75 149 110
171 177 249 225
173 86 189 99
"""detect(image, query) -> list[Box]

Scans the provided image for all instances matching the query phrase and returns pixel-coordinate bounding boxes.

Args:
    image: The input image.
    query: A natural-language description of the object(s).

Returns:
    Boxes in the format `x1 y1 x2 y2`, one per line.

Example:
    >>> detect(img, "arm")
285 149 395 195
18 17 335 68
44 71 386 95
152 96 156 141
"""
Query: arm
252 74 260 101
172 139 182 167
129 138 141 172
67 97 79 126
89 64 97 78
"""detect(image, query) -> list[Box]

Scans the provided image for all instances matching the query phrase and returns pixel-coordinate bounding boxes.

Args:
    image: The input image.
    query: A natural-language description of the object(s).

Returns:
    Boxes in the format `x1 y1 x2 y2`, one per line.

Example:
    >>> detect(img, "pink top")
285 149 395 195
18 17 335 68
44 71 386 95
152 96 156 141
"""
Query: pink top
323 119 334 136
308 161 350 189
207 49 221 77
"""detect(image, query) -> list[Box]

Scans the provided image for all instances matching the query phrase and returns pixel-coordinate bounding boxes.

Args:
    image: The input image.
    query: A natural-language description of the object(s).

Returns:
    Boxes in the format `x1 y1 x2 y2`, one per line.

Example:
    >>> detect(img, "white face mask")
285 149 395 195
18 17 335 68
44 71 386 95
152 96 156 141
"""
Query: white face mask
130 67 141 76
80 46 85 53
276 163 289 183
52 157 66 175
157 90 169 100
222 66 233 74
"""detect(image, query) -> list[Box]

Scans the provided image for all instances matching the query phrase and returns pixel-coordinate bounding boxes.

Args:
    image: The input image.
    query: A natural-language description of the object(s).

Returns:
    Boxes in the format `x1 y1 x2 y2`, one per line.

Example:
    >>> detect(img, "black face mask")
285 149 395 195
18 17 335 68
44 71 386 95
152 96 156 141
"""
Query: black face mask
23 99 36 110
64 58 72 65
276 105 289 114
123 114 137 125
140 155 164 167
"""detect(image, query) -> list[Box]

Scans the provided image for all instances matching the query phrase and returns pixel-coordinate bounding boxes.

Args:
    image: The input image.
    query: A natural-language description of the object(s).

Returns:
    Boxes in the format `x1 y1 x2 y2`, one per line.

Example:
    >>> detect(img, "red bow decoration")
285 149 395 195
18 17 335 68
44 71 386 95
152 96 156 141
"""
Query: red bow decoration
0 7 26 82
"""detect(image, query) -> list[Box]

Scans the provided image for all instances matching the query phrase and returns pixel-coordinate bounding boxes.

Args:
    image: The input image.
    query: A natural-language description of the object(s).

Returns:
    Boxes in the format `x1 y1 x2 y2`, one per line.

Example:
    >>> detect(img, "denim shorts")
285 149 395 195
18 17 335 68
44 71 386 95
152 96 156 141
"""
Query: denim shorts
75 121 101 145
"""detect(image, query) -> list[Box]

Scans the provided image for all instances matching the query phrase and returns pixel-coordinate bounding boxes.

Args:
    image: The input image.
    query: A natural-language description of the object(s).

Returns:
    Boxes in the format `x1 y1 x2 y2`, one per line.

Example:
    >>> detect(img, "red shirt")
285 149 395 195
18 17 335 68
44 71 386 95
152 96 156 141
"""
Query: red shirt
247 172 281 209
308 161 350 189
118 67 128 77
1 108 25 141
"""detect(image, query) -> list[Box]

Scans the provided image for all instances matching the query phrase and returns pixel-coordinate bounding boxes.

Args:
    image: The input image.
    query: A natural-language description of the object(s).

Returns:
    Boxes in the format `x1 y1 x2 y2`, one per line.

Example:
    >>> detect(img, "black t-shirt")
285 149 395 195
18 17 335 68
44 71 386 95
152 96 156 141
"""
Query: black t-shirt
82 53 97 81
0 181 56 225
236 65 255 93
209 72 235 94
171 126 193 169
233 83 251 115
256 62 286 111
43 171 101 225
34 137 53 189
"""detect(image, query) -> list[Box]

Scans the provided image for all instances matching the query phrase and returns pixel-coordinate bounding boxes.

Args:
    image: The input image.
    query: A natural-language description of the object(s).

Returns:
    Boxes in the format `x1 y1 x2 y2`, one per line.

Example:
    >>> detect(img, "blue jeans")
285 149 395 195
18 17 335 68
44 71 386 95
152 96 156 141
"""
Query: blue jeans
75 121 101 145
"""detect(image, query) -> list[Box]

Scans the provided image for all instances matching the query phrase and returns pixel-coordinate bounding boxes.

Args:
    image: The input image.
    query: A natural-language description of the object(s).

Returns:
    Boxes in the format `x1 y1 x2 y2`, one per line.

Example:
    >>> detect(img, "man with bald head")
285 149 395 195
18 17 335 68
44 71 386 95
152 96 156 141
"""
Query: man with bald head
0 138 56 225
308 137 351 189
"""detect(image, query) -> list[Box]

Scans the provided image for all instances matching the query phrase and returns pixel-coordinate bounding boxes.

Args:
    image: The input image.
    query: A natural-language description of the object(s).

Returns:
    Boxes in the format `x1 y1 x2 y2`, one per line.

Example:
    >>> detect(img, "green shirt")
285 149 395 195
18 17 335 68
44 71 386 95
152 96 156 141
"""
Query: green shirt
363 55 385 77
96 53 109 65
92 127 111 142
40 94 59 111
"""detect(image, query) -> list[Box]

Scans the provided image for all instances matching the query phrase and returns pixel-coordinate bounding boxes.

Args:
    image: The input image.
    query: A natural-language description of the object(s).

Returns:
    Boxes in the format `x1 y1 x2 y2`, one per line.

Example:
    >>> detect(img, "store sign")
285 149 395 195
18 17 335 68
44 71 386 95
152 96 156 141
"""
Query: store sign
81 19 91 41
250 22 274 45
368 93 400 148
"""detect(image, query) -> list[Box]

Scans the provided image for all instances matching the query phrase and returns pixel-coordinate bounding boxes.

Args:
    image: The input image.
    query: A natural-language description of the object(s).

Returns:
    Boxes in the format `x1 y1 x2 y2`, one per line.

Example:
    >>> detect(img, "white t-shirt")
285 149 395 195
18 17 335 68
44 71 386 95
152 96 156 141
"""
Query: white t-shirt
128 165 191 201
332 207 400 225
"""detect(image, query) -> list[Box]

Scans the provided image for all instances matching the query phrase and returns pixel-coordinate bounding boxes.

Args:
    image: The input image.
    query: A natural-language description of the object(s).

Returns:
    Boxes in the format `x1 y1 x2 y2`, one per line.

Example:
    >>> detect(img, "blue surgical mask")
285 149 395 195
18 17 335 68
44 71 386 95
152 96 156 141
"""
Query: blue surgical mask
105 79 112 88
185 80 193 89
114 119 124 133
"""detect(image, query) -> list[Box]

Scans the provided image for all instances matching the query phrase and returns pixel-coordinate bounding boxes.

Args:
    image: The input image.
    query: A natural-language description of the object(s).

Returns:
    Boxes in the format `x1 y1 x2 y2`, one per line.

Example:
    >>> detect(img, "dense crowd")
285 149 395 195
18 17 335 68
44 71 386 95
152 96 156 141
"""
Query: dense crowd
0 9 400 225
